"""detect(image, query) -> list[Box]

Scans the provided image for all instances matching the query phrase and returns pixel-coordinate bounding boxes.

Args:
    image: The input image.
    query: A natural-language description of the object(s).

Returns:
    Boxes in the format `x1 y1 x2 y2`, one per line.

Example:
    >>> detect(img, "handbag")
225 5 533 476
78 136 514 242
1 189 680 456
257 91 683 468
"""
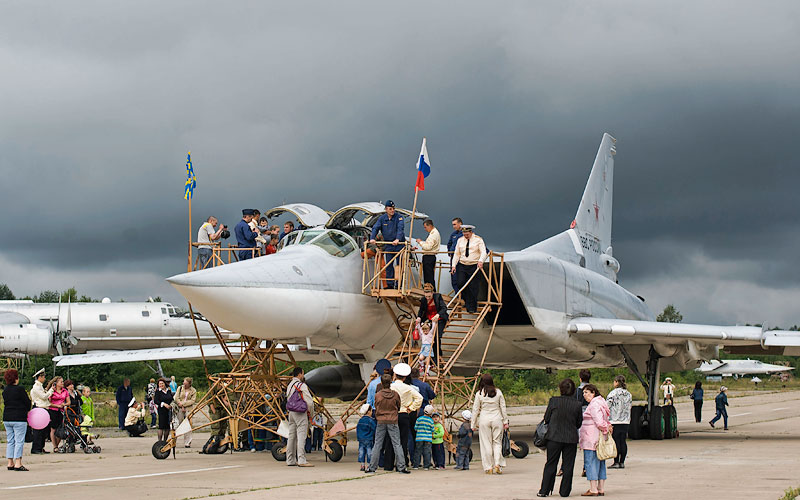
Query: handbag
286 382 308 413
596 431 617 461
412 325 420 341
501 429 511 457
533 419 548 450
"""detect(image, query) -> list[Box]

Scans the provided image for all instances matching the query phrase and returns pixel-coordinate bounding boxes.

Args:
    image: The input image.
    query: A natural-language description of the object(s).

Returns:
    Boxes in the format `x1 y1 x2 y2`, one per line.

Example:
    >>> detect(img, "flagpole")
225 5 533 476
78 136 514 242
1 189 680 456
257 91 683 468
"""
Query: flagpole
188 196 193 272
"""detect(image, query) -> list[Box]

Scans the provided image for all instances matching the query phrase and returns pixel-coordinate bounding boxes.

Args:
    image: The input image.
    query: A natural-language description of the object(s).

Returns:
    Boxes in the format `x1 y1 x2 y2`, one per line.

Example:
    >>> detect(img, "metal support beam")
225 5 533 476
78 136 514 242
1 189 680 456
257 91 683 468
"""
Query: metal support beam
618 345 647 390
645 345 662 415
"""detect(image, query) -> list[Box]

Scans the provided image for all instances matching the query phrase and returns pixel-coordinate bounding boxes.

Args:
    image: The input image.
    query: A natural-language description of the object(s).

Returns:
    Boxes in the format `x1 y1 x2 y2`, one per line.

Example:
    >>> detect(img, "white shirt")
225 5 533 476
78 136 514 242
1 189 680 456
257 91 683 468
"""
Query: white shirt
419 228 441 255
390 380 423 414
452 234 488 267
197 222 216 249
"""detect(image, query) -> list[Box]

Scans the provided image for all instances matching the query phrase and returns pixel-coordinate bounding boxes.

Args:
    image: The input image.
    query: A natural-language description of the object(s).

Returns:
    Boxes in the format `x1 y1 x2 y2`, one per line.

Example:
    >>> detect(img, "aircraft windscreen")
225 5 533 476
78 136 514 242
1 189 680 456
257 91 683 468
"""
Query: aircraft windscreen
297 230 324 245
310 230 356 257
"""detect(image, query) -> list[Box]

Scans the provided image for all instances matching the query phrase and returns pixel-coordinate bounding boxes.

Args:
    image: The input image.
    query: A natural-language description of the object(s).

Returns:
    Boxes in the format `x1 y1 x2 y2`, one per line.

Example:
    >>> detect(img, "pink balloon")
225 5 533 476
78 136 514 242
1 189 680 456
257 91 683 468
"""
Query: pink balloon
27 408 50 430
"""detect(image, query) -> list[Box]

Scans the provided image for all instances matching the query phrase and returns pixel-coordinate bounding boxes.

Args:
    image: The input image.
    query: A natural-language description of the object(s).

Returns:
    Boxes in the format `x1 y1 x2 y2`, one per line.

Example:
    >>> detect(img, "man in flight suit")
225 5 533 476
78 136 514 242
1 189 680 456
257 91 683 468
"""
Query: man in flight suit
234 209 259 261
369 201 405 290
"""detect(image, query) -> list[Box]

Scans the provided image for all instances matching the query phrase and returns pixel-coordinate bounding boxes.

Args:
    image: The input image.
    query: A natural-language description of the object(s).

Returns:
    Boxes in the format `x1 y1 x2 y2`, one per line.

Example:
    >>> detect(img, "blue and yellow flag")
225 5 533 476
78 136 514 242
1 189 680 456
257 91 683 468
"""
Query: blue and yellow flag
184 152 196 200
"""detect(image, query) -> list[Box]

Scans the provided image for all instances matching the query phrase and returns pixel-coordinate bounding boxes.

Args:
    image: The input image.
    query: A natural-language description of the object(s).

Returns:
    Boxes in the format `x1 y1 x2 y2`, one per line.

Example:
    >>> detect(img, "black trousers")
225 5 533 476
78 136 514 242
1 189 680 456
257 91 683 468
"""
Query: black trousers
540 440 577 497
456 263 478 311
422 255 436 288
612 424 629 464
408 410 418 457
384 413 411 470
31 424 49 453
693 400 703 422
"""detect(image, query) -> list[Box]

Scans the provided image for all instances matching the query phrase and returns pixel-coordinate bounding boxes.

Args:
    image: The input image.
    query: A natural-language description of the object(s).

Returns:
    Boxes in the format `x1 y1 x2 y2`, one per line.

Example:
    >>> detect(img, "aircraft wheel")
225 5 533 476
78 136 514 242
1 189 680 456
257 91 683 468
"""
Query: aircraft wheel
511 440 529 459
271 440 287 461
663 405 678 439
649 406 665 440
628 406 646 440
152 440 171 460
325 440 344 462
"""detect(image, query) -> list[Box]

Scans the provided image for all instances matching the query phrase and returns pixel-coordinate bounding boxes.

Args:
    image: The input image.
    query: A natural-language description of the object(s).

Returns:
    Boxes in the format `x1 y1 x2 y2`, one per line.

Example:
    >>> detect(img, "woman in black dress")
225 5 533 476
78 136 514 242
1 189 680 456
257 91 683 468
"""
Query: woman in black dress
538 378 583 497
153 378 174 441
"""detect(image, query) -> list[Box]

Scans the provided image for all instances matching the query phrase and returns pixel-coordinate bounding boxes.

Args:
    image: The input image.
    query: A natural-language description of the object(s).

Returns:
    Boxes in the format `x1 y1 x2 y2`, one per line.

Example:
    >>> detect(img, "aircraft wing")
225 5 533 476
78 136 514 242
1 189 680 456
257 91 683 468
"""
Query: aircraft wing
568 317 800 351
52 343 337 366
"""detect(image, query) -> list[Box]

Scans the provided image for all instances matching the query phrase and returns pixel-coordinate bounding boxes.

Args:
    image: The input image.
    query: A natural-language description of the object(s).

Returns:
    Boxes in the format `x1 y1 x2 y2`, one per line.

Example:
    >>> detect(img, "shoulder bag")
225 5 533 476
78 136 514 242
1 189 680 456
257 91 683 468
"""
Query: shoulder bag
595 431 617 461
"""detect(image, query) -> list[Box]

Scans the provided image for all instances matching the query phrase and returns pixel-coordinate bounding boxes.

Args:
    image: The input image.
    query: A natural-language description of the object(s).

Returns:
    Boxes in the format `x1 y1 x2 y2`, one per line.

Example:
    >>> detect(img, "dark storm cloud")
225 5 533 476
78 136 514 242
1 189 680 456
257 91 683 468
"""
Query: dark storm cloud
2 1 799 324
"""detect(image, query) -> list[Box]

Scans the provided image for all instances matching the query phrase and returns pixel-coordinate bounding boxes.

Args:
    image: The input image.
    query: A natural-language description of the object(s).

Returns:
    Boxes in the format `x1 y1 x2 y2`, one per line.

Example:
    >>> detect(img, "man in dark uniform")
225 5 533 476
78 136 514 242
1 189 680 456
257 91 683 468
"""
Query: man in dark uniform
115 378 133 430
416 283 448 359
447 218 463 292
234 209 259 261
369 200 405 289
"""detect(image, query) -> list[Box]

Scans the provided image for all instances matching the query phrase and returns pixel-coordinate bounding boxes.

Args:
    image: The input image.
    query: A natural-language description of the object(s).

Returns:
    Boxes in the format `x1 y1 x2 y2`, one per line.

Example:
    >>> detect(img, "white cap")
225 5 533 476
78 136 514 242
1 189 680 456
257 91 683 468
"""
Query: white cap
358 403 371 416
461 410 472 420
393 363 411 377
33 368 46 378
128 397 136 408
423 404 434 415
462 224 475 231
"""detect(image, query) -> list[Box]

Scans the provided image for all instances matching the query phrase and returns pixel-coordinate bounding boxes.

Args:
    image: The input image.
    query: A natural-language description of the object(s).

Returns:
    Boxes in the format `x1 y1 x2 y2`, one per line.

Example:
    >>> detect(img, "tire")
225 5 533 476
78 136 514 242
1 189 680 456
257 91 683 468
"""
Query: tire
649 406 665 440
511 440 529 459
93 446 101 453
271 440 287 461
83 446 93 454
68 444 76 454
325 440 344 462
152 440 171 460
629 405 646 440
663 405 678 439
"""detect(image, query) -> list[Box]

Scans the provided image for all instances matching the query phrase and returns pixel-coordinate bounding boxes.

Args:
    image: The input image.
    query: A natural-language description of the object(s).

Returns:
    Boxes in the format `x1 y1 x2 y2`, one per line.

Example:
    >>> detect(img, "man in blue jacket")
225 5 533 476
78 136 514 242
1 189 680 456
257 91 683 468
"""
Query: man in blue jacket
709 386 729 430
447 218 463 292
234 209 259 261
115 378 133 429
370 201 405 289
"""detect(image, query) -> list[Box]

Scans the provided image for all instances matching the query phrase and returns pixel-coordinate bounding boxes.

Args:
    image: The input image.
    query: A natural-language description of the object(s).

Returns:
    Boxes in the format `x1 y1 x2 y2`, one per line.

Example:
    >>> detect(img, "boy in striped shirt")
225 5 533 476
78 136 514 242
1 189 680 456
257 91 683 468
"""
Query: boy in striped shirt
412 405 435 470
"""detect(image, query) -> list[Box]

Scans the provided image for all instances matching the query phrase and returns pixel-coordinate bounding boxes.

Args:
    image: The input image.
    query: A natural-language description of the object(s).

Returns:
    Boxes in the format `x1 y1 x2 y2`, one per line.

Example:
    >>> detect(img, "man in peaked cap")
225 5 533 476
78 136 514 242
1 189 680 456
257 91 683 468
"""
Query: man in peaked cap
451 225 488 313
234 209 259 261
370 200 405 289
30 368 52 454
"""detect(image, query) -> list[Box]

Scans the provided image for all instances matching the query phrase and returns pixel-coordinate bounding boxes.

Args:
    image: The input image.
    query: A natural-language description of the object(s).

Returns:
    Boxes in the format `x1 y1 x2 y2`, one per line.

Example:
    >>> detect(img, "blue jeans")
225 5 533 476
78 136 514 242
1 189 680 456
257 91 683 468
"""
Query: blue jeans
710 408 728 428
358 440 373 464
583 449 607 481
412 441 432 468
248 429 266 451
432 442 445 467
5 421 27 459
198 248 212 269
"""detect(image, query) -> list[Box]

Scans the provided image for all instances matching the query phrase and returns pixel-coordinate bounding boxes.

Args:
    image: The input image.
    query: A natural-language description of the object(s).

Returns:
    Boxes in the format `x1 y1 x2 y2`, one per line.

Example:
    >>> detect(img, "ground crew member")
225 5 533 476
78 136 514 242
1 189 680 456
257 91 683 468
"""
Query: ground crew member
451 225 487 313
234 209 259 261
416 219 441 289
447 218 463 292
370 200 405 289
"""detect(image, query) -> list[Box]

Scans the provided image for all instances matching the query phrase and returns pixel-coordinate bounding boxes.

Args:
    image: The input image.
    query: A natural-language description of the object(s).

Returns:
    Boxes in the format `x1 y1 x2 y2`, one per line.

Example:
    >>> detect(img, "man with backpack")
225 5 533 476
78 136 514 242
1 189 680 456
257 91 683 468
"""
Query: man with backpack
286 367 314 467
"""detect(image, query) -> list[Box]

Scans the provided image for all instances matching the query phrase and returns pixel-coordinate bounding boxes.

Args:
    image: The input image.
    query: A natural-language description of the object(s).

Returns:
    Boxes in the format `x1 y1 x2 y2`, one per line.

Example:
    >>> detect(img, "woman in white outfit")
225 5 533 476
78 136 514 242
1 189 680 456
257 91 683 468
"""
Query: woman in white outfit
470 373 509 474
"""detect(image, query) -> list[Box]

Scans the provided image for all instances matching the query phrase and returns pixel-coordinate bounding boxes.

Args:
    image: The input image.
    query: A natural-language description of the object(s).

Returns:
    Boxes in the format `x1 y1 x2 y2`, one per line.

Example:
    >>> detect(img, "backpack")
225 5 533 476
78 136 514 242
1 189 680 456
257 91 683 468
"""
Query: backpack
286 381 308 413
202 435 221 454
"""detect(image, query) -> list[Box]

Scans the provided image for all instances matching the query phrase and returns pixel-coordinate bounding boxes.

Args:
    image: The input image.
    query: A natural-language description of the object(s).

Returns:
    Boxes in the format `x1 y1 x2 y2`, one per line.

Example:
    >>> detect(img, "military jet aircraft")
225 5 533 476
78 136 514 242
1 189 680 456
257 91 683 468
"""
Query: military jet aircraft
696 359 794 377
0 299 227 357
165 133 800 433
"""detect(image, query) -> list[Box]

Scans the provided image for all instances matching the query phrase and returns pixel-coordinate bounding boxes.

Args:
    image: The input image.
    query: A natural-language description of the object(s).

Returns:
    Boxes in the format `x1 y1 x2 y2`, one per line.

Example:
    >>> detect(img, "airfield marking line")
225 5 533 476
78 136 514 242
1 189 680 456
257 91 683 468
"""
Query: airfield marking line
729 412 752 417
2 465 242 490
772 407 788 411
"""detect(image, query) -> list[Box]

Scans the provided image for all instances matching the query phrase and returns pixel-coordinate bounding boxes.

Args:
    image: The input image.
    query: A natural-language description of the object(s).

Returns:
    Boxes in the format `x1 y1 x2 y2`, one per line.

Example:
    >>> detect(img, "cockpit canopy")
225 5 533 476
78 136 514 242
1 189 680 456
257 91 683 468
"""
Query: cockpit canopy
277 228 357 257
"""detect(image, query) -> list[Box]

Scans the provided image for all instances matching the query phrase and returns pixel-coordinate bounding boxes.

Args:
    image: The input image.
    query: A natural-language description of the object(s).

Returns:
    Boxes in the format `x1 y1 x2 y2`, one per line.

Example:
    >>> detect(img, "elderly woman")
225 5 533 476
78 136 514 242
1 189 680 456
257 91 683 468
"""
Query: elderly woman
174 377 197 448
153 378 174 441
538 378 583 497
579 384 611 496
3 369 31 471
47 376 69 452
471 373 509 475
607 375 633 469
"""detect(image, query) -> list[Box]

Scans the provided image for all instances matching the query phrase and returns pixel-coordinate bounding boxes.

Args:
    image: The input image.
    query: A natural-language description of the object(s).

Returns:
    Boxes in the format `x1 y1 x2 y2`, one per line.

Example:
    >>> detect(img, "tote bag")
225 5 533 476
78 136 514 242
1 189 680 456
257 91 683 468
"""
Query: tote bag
596 431 617 461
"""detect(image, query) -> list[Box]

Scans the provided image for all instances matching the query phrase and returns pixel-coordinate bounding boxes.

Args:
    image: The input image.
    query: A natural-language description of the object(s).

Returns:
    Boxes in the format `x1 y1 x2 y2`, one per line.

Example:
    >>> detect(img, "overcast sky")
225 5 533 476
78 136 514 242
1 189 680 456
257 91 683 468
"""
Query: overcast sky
2 2 799 326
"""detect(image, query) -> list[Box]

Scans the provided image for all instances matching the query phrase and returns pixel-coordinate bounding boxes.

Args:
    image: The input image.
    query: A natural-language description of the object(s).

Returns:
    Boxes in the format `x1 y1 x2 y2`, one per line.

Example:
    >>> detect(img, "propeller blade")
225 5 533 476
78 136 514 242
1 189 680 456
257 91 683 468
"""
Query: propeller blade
55 341 63 357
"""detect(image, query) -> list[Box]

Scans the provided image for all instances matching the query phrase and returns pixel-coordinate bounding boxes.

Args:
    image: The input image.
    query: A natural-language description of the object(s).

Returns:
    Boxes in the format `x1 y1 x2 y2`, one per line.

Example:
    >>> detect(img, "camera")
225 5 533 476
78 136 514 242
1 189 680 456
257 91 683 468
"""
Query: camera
220 224 231 239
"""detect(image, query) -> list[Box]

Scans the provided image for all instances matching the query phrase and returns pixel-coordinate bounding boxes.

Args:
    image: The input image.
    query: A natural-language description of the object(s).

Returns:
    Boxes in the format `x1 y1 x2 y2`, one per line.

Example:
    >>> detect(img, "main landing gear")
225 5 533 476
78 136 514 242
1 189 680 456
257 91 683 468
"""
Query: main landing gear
619 345 678 440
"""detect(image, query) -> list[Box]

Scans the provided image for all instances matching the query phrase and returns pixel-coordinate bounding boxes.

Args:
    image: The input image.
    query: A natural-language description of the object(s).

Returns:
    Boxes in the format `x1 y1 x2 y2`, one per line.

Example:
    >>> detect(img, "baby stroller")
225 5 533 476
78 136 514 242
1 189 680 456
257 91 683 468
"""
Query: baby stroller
56 407 101 454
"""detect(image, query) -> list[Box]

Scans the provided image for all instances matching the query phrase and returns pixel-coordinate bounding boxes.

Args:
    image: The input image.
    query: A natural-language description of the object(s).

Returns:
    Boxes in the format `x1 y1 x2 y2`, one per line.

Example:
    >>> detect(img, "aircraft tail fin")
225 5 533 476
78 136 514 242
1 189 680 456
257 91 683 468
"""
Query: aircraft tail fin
573 133 616 254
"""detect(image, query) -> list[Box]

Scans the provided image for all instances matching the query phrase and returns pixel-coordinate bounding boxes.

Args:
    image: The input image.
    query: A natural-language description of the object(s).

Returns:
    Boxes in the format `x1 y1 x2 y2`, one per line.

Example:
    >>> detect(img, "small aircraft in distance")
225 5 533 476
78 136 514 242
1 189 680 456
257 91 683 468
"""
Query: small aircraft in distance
696 359 794 377
0 299 232 357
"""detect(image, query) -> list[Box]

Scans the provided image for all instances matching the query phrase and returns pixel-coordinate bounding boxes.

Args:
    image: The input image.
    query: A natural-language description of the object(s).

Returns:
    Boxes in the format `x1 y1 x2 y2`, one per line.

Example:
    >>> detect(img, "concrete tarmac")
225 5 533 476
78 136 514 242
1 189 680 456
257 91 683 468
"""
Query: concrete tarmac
2 390 799 499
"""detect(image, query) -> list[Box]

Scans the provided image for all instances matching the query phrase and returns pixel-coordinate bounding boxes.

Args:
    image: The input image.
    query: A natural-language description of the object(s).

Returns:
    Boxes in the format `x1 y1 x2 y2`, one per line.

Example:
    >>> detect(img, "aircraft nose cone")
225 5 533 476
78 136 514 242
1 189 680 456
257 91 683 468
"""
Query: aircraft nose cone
166 248 336 340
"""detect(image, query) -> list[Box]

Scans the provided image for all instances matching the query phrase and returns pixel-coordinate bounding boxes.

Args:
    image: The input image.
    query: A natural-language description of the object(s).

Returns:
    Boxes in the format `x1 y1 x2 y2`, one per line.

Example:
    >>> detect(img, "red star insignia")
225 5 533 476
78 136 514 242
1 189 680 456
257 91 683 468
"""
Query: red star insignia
593 202 599 221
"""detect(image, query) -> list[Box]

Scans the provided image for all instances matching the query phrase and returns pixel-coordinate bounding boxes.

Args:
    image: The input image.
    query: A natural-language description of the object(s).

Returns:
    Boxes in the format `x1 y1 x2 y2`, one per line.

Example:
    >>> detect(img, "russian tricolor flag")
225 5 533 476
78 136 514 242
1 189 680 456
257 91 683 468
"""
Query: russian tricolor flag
415 138 431 191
